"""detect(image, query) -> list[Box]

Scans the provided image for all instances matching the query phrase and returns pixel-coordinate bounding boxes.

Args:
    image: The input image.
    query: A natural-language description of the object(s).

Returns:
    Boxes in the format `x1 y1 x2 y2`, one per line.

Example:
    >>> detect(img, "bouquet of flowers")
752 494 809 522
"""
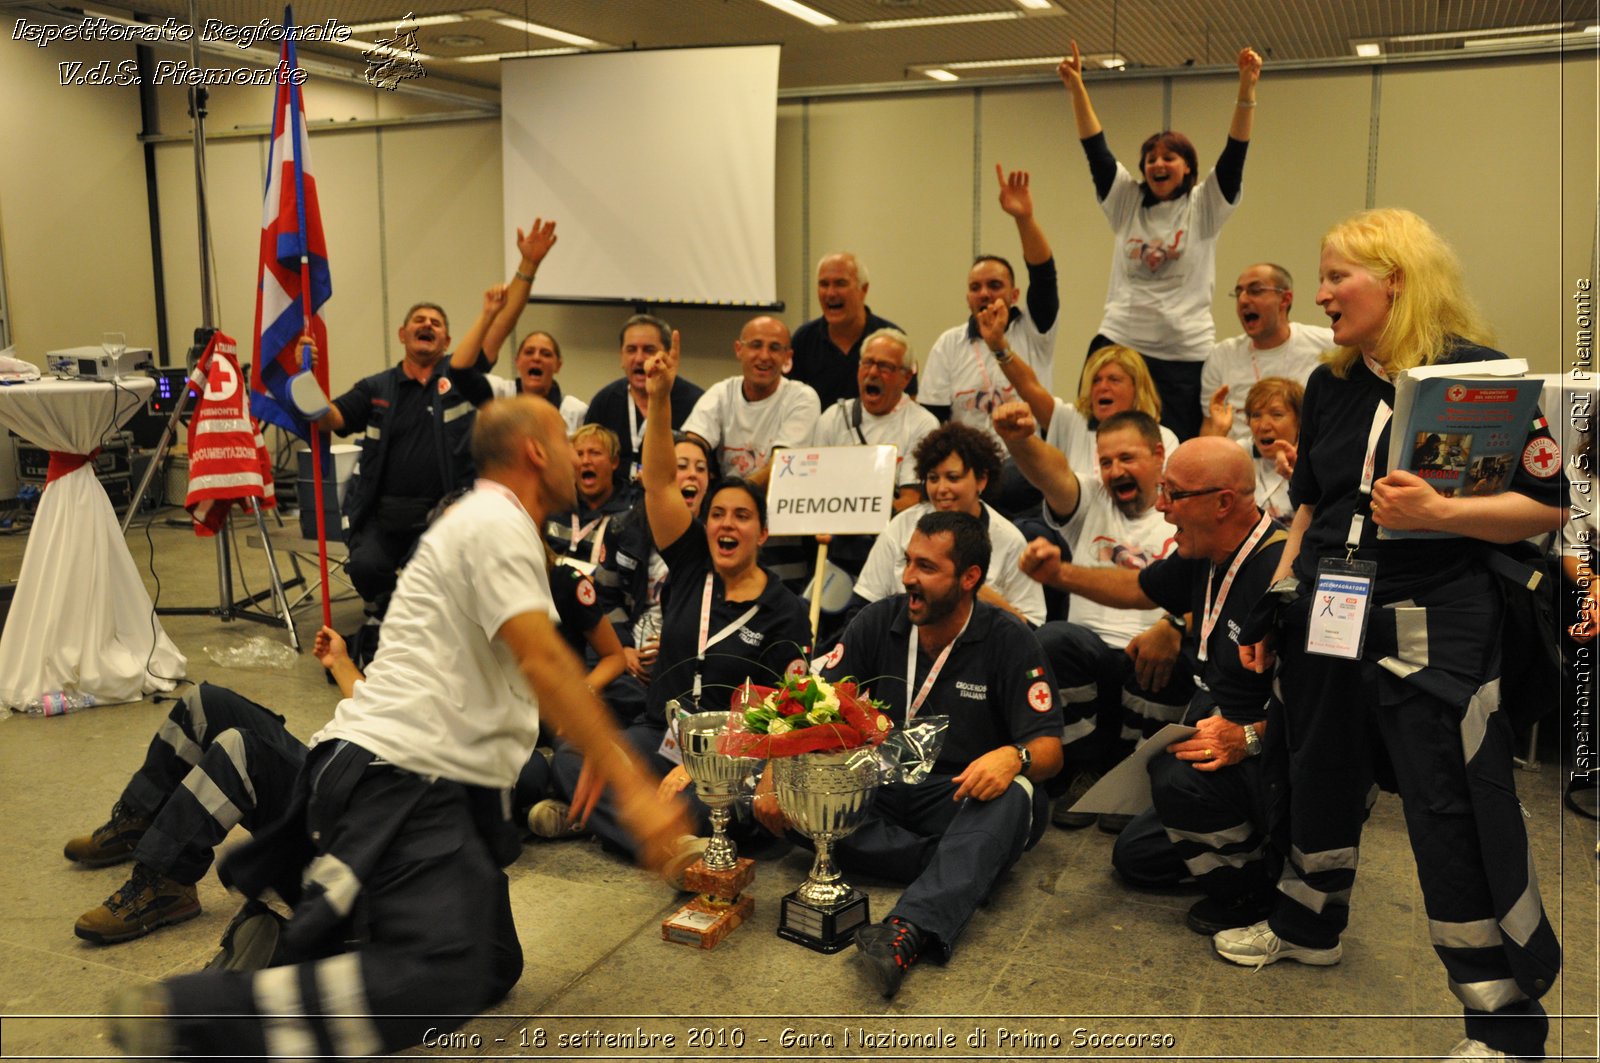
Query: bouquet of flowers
717 673 894 758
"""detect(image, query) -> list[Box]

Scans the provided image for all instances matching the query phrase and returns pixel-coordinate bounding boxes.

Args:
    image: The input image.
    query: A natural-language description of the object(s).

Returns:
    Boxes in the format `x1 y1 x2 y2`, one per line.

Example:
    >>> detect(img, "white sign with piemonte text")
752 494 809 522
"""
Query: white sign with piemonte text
766 445 898 536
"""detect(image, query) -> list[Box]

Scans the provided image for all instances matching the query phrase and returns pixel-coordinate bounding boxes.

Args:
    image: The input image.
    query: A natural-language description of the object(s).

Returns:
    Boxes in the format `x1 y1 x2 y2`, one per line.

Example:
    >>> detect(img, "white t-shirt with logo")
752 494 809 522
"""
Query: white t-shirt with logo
312 484 558 788
1046 474 1178 647
1198 323 1334 445
920 310 1060 442
1097 165 1237 363
812 395 941 490
682 376 821 478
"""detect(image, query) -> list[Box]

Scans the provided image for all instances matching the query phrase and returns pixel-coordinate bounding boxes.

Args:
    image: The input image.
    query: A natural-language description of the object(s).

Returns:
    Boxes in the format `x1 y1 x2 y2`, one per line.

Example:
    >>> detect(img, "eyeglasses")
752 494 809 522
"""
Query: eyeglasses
1156 483 1225 502
739 339 790 353
860 358 910 375
1230 284 1286 298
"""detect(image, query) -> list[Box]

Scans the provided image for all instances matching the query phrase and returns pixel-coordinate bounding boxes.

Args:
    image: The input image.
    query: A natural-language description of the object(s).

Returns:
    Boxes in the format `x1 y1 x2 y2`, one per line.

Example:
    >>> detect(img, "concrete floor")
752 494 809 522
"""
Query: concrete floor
0 508 1596 1061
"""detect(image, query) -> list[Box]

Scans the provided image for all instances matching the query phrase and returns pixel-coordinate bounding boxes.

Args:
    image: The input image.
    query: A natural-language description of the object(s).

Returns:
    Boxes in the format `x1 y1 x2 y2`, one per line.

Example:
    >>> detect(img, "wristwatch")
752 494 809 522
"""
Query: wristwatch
993 346 1015 365
1242 723 1262 757
1012 743 1032 772
1162 613 1188 634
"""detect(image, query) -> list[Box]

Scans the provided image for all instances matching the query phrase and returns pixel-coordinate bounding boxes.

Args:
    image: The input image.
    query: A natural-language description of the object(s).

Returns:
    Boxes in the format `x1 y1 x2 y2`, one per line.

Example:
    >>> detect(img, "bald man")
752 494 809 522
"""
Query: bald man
787 253 904 412
1020 437 1288 937
681 315 820 486
111 396 690 1060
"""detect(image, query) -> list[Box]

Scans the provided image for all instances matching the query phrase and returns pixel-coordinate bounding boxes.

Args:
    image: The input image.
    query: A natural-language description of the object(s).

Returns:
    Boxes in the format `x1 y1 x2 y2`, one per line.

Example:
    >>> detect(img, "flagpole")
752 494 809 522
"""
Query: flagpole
285 12 333 630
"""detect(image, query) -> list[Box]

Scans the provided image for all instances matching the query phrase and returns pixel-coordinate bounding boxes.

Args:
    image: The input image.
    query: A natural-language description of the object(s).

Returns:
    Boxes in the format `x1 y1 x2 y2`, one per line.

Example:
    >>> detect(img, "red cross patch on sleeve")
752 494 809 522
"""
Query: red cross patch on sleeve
1027 680 1052 713
1522 436 1561 479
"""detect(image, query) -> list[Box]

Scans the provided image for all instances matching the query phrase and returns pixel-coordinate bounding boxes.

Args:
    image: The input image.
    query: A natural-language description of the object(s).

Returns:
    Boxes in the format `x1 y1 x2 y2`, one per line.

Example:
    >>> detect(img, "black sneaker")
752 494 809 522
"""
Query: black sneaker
1052 771 1100 829
1185 893 1276 936
854 917 924 999
64 801 150 867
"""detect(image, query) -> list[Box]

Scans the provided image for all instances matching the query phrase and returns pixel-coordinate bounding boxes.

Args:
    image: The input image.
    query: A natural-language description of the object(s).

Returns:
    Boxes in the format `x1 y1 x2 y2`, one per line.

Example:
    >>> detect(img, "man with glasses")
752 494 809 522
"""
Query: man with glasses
681 315 820 486
812 328 939 515
1020 437 1288 936
585 313 705 478
993 402 1183 831
1197 263 1332 445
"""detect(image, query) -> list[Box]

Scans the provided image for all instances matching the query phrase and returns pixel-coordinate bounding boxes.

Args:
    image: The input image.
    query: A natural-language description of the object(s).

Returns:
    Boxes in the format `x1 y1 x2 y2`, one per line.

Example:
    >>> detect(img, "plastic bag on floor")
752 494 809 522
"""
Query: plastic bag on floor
203 636 296 670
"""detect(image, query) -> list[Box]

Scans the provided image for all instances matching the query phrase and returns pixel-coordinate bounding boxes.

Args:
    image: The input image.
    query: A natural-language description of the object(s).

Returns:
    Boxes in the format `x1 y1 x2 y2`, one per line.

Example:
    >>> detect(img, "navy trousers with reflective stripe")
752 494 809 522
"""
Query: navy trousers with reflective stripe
1270 589 1559 1059
1112 752 1277 903
160 762 520 1060
120 684 306 885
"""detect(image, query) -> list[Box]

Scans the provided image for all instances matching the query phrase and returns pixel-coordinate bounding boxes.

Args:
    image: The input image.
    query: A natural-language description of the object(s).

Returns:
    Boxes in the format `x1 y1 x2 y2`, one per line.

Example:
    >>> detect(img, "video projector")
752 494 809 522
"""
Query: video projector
46 345 153 380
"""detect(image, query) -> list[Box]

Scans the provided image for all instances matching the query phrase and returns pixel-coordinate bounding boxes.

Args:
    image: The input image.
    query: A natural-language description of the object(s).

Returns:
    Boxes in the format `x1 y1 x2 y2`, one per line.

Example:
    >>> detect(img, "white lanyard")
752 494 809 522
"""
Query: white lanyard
1348 400 1393 556
693 572 760 706
904 607 973 721
569 514 610 564
627 398 644 460
1199 512 1274 662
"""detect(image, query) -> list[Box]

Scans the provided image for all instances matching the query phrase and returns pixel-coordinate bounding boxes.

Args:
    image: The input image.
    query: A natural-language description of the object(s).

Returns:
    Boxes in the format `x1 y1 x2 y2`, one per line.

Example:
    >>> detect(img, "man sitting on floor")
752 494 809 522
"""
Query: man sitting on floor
757 510 1062 998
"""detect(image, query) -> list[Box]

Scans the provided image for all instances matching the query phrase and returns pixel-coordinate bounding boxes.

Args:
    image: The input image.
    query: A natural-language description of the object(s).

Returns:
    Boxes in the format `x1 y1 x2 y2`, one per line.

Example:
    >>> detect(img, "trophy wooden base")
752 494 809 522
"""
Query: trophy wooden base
662 893 754 950
776 888 870 954
682 857 755 901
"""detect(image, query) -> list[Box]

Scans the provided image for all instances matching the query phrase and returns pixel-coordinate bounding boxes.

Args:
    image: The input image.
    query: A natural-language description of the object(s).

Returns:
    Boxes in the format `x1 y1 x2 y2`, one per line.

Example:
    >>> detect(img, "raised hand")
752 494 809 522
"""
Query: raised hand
991 399 1037 442
996 164 1034 220
643 329 680 399
1237 47 1263 89
1204 384 1234 436
977 297 1010 354
482 284 507 317
1057 39 1084 90
516 217 558 267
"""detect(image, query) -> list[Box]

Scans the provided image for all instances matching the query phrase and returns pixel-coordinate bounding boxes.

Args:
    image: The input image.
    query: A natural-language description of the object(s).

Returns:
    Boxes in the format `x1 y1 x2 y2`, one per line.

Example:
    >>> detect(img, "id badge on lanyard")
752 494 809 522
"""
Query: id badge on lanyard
1306 400 1389 660
659 573 759 763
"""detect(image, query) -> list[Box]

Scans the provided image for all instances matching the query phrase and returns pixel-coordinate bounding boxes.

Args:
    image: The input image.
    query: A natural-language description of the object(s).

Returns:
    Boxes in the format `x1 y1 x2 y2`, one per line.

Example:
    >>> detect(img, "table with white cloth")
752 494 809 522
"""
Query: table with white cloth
0 376 186 711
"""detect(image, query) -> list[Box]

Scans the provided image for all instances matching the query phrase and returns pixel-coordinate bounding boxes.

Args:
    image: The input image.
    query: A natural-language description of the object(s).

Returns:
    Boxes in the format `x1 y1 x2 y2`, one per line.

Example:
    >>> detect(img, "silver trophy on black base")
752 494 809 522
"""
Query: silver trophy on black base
770 747 882 953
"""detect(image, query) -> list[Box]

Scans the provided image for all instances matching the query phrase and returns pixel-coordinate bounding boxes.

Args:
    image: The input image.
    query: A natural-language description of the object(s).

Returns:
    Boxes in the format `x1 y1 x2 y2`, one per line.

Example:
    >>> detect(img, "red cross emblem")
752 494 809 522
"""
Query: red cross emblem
576 577 596 606
1027 680 1052 713
1522 436 1561 479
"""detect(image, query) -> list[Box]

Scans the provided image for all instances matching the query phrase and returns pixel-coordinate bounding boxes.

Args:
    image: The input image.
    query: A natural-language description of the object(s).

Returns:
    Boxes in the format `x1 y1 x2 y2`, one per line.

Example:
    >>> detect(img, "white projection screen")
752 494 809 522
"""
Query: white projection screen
501 45 781 307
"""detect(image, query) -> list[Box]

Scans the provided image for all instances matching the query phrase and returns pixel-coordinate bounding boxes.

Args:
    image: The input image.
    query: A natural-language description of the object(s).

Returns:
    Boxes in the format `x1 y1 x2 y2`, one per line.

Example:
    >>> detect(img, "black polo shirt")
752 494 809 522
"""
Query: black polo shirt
642 524 812 727
333 366 445 503
816 595 1061 775
1136 522 1285 724
1290 343 1568 600
584 376 705 475
787 307 902 413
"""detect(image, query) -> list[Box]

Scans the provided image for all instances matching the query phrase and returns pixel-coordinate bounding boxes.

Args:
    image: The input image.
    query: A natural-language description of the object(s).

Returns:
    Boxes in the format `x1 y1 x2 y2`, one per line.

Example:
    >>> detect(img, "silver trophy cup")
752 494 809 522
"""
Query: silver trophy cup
770 747 882 952
678 711 758 872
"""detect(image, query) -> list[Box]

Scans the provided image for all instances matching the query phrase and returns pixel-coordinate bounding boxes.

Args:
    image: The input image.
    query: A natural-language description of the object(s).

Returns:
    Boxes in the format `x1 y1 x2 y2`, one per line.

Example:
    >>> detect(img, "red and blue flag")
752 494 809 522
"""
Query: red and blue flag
250 5 330 438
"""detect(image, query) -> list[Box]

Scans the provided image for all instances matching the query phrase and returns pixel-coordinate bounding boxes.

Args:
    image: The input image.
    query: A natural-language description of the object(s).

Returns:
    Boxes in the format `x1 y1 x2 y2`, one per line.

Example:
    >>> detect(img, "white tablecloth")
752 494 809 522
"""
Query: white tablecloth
0 376 186 711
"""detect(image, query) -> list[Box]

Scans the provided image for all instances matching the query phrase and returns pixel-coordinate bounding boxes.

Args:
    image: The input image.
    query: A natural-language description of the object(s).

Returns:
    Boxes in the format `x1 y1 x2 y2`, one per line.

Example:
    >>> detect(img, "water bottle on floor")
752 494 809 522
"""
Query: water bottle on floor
23 690 99 716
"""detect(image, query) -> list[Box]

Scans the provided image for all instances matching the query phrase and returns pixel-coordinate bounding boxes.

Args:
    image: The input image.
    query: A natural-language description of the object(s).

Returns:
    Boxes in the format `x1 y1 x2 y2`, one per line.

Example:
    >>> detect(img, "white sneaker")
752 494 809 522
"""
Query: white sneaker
1446 1037 1509 1060
526 799 588 839
1212 920 1342 968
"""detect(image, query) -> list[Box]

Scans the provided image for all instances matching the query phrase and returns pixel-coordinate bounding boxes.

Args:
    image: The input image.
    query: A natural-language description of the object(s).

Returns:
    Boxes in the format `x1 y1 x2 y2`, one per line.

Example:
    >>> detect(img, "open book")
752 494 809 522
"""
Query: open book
1381 358 1544 540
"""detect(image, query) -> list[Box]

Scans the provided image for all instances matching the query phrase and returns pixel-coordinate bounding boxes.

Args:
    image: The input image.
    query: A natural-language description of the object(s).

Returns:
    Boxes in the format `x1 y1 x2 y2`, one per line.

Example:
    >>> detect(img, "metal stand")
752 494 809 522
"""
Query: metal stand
120 2 299 648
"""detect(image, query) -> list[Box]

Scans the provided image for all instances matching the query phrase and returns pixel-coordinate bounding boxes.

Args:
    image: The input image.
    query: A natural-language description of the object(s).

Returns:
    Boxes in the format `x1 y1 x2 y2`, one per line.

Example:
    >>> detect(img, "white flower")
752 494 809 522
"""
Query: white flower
768 717 793 735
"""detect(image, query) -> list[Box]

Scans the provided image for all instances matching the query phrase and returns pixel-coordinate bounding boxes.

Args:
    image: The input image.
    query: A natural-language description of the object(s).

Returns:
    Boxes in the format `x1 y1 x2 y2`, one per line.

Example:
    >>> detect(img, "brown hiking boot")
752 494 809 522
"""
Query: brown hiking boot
75 863 200 945
64 801 150 867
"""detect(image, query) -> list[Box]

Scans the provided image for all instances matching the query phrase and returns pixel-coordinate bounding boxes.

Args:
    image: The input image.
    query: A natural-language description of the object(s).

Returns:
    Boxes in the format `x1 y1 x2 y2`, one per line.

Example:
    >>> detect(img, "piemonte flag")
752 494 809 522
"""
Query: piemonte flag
250 4 330 439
